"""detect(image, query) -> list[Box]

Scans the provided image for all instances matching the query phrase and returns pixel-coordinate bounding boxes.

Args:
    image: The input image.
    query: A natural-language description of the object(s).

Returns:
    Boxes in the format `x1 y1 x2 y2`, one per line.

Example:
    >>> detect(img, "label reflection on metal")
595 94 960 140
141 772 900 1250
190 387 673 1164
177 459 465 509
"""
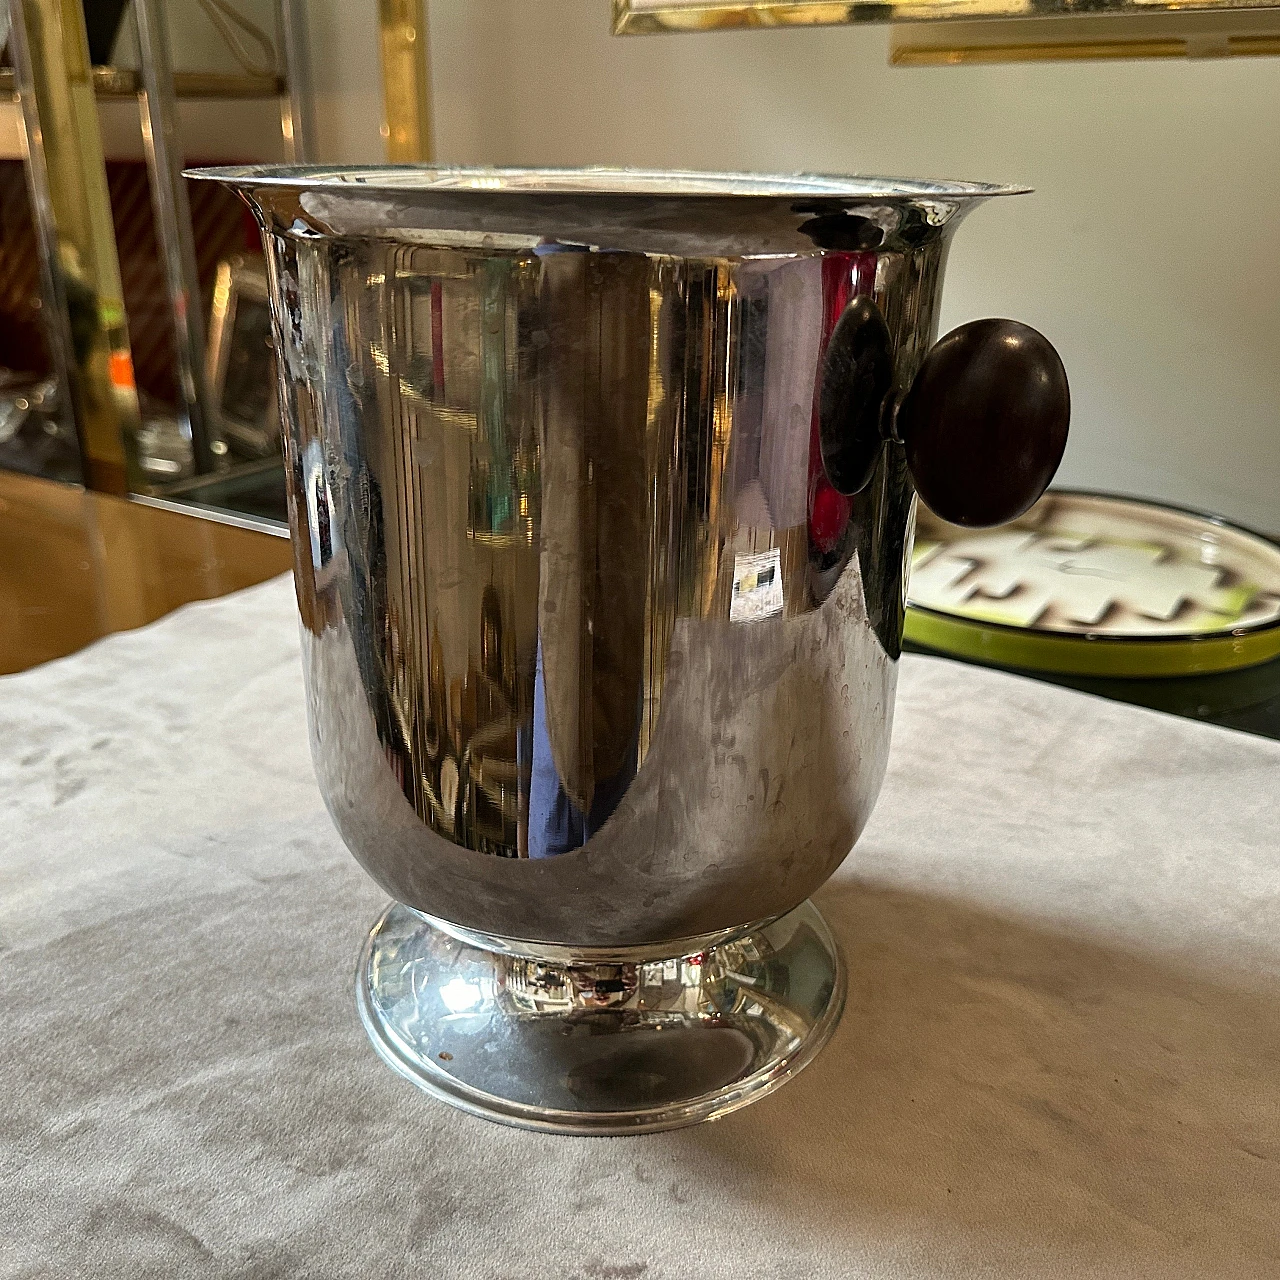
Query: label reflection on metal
730 548 784 623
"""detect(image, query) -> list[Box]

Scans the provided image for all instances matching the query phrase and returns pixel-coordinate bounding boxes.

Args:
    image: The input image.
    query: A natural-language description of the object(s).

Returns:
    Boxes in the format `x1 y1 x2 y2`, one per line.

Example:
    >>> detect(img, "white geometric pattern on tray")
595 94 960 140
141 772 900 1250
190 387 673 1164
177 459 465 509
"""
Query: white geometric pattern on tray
909 494 1280 637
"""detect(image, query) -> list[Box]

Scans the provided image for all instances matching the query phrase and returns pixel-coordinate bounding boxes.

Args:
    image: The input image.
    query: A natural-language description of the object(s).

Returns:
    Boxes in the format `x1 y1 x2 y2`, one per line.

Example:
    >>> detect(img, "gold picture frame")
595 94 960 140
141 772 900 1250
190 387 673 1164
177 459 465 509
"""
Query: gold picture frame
613 0 1280 31
613 0 1280 63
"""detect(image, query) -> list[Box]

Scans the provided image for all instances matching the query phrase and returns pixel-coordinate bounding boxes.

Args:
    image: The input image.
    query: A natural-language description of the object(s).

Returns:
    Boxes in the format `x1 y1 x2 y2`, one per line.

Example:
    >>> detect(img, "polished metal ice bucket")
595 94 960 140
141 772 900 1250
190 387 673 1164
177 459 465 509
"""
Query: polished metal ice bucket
192 165 1068 1132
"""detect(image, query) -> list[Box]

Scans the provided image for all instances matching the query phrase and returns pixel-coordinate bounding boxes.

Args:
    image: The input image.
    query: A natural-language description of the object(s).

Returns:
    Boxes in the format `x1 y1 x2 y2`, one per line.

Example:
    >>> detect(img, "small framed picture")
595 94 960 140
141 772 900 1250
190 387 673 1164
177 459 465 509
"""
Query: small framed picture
207 254 280 459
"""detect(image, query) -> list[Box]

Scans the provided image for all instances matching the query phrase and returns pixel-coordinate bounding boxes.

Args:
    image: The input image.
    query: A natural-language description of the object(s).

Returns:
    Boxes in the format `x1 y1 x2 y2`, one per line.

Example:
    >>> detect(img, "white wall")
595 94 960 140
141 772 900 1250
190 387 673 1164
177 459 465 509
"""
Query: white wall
280 1 1280 533
120 0 386 164
419 1 1280 534
96 0 382 163
305 2 386 164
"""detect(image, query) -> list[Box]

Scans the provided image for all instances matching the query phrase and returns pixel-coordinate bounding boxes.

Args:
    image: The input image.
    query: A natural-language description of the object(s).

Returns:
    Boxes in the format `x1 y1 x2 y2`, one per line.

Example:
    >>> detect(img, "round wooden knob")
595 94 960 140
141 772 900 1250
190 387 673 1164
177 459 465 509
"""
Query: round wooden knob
897 319 1070 528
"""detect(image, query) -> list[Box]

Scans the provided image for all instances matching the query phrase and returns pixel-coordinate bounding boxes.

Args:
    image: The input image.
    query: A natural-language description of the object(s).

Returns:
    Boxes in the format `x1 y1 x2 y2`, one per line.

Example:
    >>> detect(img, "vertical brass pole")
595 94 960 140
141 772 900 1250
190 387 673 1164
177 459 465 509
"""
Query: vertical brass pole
8 0 141 494
378 0 432 162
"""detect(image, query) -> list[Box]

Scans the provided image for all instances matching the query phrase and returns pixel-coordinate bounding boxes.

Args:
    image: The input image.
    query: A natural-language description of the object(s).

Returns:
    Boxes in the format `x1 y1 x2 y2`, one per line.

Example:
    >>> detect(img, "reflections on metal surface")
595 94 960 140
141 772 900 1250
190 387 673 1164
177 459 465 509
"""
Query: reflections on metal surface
358 898 845 1134
227 172 994 948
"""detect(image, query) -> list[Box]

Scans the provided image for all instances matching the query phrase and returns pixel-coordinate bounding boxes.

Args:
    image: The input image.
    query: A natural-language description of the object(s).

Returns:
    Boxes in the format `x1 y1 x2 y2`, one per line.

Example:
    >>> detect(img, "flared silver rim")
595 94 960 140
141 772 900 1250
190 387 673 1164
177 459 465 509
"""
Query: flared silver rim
186 162 1030 202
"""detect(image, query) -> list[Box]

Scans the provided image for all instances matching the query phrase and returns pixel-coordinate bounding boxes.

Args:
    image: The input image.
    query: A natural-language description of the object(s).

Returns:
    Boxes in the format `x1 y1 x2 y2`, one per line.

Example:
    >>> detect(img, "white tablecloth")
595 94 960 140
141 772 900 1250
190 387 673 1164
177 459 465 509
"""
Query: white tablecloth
2 575 1278 1279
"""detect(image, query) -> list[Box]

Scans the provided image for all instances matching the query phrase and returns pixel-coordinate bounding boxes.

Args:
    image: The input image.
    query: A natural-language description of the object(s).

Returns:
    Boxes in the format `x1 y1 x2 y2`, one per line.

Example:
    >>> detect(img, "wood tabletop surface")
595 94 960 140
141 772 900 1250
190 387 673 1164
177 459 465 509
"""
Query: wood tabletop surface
0 469 293 675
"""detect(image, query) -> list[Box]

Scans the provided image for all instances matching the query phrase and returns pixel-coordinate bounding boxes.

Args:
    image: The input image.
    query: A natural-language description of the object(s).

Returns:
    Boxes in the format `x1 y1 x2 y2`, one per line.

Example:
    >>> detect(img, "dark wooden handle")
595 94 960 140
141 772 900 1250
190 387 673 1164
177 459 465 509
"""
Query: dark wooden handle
897 319 1070 528
818 295 894 498
820 304 1070 528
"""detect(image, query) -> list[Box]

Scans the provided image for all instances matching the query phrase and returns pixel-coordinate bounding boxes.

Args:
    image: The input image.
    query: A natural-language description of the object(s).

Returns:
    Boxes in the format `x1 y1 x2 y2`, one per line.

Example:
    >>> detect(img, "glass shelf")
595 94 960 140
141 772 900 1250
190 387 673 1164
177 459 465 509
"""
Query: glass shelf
149 456 289 528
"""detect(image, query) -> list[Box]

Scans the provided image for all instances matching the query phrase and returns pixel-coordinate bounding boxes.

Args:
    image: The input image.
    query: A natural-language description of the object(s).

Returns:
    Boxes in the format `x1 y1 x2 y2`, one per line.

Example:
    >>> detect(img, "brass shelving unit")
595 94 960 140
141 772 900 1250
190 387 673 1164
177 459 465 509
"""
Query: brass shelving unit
4 0 315 508
2 0 435 527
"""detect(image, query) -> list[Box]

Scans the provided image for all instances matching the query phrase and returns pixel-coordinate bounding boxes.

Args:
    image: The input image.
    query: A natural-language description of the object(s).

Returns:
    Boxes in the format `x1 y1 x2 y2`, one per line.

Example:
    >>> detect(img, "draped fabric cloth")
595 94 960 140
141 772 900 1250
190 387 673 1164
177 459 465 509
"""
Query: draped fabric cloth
3 574 1279 1277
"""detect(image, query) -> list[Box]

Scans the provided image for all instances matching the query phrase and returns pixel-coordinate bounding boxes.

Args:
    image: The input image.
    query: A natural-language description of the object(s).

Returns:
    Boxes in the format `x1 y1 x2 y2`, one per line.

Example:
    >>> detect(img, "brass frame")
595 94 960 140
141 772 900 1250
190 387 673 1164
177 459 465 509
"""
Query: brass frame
612 0 1280 32
889 6 1280 60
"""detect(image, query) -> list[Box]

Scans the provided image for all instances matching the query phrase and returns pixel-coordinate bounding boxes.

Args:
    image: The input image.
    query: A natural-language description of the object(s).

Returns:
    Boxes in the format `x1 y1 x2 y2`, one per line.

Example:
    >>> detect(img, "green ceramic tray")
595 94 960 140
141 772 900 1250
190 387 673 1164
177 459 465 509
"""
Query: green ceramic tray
905 491 1280 678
